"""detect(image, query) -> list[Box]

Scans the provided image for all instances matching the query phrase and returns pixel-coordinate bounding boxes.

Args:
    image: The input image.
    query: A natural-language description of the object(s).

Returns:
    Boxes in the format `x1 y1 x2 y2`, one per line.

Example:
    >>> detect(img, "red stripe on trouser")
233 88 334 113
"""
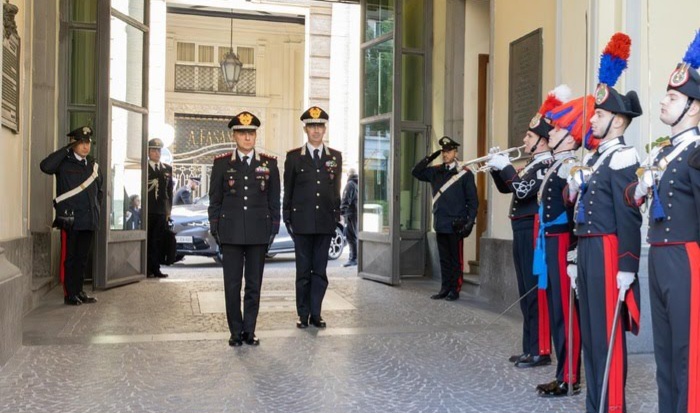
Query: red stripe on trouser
687 242 700 412
60 229 67 296
456 238 464 293
557 233 581 384
533 214 550 355
603 235 623 412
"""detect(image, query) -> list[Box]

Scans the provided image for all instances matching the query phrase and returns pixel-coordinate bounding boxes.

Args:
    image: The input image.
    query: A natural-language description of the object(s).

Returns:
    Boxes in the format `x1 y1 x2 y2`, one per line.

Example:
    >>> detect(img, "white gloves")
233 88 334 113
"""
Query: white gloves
567 168 592 196
487 153 511 171
616 271 635 292
488 146 501 154
566 264 578 288
566 249 577 264
634 169 655 201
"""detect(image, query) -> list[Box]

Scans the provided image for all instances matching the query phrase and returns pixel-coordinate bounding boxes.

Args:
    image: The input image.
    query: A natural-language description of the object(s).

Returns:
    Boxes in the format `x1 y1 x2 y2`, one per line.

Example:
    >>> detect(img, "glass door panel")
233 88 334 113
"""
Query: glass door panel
361 120 391 233
110 107 143 231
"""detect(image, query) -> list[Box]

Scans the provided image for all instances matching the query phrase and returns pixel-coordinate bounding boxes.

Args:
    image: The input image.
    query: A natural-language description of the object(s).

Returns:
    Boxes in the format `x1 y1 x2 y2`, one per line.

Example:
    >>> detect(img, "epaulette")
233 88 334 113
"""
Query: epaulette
287 146 302 153
557 158 578 180
609 147 639 171
259 152 277 160
215 152 232 160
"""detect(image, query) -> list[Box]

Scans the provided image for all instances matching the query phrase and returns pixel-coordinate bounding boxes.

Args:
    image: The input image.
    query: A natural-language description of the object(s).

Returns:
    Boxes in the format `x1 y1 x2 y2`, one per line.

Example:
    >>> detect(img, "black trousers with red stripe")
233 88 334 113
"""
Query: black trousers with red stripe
61 229 94 297
578 236 631 413
513 225 541 356
545 233 581 384
649 243 700 413
436 233 463 294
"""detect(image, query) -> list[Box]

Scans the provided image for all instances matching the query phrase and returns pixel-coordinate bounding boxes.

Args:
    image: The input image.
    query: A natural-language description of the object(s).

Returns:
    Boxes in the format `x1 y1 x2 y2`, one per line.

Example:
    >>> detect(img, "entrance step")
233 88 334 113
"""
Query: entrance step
467 260 479 275
461 273 480 295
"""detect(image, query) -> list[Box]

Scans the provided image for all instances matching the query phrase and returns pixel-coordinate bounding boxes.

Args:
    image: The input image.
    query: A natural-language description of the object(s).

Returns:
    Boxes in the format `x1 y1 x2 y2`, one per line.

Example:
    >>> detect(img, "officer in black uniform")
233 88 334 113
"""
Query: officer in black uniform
208 111 280 347
568 83 643 413
147 138 174 278
487 120 554 368
173 177 200 205
40 126 103 305
624 38 700 413
284 106 342 329
411 136 478 301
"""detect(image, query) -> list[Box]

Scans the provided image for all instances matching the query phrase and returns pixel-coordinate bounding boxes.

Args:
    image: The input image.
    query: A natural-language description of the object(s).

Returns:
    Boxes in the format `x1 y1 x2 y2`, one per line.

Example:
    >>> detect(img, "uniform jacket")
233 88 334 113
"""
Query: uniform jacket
147 162 174 216
539 151 578 240
574 137 642 273
40 146 103 231
208 150 281 245
412 157 478 234
340 173 358 216
624 127 700 245
173 186 193 205
491 152 552 230
283 145 342 235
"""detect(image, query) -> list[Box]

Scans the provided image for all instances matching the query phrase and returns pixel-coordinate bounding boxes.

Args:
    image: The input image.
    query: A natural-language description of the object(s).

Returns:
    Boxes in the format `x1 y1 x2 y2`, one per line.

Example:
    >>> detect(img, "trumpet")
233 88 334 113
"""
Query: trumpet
459 145 527 173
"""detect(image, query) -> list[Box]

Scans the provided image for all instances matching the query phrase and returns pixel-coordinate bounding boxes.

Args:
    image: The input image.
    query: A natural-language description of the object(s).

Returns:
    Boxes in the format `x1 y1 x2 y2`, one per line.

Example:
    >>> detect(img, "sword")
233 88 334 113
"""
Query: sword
567 281 574 396
487 284 538 327
598 286 627 413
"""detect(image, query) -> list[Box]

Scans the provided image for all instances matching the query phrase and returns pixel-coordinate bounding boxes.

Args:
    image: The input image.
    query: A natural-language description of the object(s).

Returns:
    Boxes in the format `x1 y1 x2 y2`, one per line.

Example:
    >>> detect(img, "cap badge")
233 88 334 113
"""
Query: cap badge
82 126 91 135
669 65 690 88
594 84 609 105
238 113 253 126
529 114 542 129
309 107 322 119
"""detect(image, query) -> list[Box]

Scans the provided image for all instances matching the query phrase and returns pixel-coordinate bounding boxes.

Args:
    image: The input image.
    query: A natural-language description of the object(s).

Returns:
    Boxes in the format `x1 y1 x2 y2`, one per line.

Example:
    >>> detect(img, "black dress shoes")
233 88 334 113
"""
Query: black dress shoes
508 353 528 363
343 259 357 267
430 290 449 300
228 335 243 347
296 316 309 329
309 316 326 328
445 291 460 301
242 332 260 346
77 291 97 304
154 272 169 278
536 380 581 397
515 354 552 368
64 295 82 306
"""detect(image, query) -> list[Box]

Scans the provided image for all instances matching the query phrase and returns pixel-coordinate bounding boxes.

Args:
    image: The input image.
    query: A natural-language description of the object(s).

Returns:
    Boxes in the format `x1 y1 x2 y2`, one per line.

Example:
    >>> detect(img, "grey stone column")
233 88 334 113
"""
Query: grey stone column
0 247 23 367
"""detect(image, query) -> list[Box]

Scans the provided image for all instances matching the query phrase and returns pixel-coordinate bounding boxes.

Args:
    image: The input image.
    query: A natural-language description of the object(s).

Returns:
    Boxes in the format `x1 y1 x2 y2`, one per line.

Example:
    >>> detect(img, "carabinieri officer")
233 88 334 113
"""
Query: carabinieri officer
208 111 281 347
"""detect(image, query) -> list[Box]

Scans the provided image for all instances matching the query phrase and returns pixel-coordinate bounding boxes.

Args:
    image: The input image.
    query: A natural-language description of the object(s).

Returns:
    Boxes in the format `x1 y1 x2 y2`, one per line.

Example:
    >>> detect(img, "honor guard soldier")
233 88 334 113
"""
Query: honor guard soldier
486 90 563 368
566 33 642 413
40 126 103 305
411 136 478 301
625 30 700 413
208 111 281 347
283 106 342 329
146 138 174 278
532 92 593 396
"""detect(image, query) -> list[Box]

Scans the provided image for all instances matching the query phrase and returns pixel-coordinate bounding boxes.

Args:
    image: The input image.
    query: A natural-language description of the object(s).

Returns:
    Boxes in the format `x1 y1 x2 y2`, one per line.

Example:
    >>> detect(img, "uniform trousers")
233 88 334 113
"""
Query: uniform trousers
436 233 462 293
578 235 632 413
221 244 267 335
147 213 167 275
61 229 94 297
649 243 700 413
513 223 541 356
545 233 581 384
294 234 332 319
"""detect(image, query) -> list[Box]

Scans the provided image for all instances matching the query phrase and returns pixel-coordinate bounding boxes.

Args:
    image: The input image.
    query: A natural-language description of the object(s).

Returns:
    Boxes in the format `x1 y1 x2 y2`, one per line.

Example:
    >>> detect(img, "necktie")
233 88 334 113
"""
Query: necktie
242 155 249 172
155 163 159 172
313 149 320 168
83 159 87 166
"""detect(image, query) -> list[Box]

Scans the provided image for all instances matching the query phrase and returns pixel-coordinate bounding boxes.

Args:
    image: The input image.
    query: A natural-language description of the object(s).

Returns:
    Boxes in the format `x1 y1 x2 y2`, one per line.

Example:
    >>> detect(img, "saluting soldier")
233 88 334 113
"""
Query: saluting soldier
624 31 700 413
208 111 281 347
283 106 342 329
532 93 593 396
173 177 200 205
40 126 102 305
411 136 478 301
146 138 174 278
566 32 643 413
486 94 558 369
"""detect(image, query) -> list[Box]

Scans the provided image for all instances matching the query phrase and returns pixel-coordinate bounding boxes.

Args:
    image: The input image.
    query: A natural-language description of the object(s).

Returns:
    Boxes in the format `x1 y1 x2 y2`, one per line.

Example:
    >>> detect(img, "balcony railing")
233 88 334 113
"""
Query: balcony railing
174 64 256 96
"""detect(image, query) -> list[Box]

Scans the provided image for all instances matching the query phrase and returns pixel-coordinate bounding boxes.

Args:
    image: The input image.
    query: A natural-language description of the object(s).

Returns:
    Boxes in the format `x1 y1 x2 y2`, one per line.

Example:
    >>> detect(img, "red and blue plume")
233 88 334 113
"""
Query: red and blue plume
538 84 572 116
682 30 700 69
598 32 631 86
547 95 597 150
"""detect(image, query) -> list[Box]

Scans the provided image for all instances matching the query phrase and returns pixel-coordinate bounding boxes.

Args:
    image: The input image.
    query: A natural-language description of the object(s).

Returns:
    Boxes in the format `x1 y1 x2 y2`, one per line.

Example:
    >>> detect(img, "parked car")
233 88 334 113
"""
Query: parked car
170 195 345 263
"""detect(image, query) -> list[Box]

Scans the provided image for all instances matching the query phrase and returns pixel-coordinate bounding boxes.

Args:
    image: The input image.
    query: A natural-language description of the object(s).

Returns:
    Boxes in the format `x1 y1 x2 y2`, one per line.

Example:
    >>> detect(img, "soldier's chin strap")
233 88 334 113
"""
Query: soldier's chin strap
550 132 569 153
529 137 544 154
671 97 695 127
600 115 616 142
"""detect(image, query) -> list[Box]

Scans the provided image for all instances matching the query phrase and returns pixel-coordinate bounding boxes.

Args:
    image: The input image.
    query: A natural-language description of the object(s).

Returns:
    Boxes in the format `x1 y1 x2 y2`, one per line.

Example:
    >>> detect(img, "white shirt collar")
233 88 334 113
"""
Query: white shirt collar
598 137 623 153
446 161 457 170
533 151 553 162
671 127 700 146
306 142 324 154
148 160 161 169
74 153 86 162
554 150 576 160
237 149 254 164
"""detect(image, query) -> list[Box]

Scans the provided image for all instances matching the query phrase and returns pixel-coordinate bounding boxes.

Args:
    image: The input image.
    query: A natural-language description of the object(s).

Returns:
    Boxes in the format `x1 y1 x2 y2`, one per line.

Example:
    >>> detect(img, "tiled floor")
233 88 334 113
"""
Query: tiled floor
0 254 658 412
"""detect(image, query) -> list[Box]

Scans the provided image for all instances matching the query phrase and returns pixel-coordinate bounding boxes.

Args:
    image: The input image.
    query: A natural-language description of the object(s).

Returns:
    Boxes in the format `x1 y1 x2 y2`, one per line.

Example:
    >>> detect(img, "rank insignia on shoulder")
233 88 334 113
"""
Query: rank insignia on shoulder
260 152 277 159
215 152 233 160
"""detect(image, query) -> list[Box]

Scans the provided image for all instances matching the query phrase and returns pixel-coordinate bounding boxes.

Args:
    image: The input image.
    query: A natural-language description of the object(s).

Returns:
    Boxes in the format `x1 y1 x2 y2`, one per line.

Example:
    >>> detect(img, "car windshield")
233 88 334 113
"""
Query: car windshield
194 194 209 206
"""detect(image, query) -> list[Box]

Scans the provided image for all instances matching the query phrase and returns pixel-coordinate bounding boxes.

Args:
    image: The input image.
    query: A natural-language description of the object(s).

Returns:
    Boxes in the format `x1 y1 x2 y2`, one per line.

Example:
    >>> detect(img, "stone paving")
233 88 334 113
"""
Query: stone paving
0 254 659 413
